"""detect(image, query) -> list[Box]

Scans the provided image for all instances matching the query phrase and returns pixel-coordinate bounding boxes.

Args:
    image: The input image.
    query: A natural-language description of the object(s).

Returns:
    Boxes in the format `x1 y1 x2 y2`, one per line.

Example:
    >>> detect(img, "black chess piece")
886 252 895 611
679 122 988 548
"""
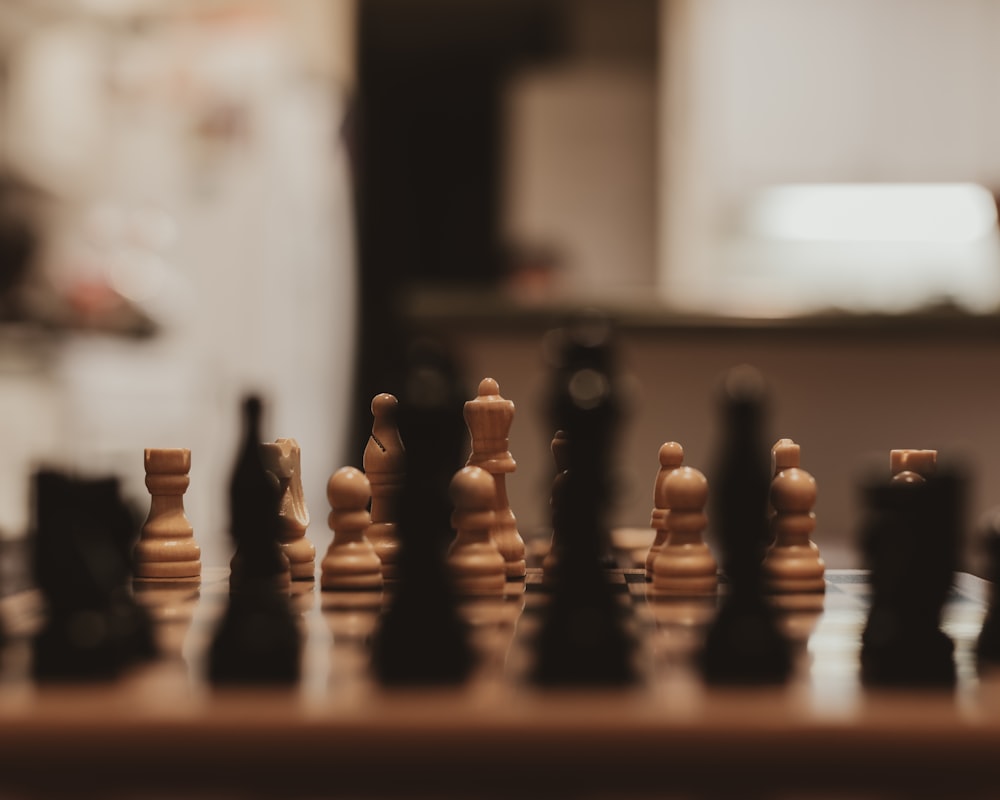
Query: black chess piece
31 471 155 680
370 345 474 685
396 337 469 554
543 314 624 566
699 366 792 685
208 396 301 685
531 319 636 686
33 470 117 679
976 509 1000 664
861 468 962 686
227 397 291 590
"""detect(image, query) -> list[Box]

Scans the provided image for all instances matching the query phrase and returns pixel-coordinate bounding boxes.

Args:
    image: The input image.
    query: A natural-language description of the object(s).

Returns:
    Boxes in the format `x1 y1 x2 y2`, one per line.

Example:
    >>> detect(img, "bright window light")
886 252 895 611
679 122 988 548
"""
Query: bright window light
681 182 1000 316
746 183 998 245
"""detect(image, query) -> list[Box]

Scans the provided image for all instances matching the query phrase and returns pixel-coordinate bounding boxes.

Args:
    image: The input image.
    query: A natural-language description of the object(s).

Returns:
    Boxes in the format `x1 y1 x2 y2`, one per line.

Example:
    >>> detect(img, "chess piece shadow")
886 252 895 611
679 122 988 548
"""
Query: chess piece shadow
133 585 200 661
649 595 716 667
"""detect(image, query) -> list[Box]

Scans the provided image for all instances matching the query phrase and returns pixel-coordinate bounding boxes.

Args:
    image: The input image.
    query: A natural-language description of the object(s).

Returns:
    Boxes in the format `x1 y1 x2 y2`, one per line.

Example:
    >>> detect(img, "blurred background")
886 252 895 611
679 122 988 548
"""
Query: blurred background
0 0 355 567
1 0 999 569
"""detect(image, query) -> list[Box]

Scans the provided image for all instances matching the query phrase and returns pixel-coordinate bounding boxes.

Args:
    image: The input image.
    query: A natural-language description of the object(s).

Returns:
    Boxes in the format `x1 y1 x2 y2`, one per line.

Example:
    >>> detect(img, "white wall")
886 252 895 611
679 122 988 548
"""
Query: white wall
660 0 1000 311
503 65 657 295
0 1 357 567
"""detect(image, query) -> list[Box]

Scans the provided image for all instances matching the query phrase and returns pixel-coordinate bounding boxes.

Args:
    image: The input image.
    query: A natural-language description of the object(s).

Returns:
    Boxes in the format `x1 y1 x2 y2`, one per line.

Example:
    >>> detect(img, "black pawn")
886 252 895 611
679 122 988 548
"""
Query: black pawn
370 345 474 685
208 396 300 685
861 469 961 686
976 510 1000 664
531 320 636 686
699 366 791 685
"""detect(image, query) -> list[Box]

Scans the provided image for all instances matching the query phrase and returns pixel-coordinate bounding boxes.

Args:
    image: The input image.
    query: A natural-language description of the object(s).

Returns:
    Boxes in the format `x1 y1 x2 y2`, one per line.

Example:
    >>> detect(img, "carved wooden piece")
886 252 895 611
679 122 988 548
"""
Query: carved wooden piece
260 438 315 580
890 448 937 484
134 448 201 584
447 466 506 597
542 430 569 579
322 467 383 591
764 466 825 593
363 394 404 580
768 438 800 521
464 378 526 579
645 442 684 578
651 466 717 596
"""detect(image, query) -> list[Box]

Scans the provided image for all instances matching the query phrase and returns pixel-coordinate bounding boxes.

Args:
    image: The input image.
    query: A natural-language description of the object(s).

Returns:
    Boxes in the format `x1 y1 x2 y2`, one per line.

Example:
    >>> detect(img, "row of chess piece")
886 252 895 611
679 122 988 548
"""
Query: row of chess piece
132 378 531 598
131 388 831 604
642 443 951 597
642 437 826 597
27 322 998 688
132 374 965 686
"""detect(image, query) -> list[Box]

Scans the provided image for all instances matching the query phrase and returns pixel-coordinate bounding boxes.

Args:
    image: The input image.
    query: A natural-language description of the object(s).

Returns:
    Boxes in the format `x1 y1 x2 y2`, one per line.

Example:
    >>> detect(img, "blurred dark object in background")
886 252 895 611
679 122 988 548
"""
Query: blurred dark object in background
0 172 41 322
351 0 565 458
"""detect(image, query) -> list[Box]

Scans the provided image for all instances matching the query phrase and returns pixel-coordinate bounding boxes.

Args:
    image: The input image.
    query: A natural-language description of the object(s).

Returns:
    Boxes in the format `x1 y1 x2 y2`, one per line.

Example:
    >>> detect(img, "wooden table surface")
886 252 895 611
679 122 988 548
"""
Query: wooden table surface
0 566 995 798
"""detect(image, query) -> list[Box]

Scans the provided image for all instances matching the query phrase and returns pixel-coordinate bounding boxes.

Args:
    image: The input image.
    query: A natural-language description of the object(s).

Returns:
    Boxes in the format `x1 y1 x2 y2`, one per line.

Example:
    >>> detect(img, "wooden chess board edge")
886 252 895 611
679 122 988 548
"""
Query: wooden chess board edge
0 713 999 795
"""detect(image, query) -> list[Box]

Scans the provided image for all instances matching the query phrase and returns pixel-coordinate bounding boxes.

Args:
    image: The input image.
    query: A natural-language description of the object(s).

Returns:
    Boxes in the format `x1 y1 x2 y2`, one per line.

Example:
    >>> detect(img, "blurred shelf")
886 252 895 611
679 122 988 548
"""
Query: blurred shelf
403 286 1000 341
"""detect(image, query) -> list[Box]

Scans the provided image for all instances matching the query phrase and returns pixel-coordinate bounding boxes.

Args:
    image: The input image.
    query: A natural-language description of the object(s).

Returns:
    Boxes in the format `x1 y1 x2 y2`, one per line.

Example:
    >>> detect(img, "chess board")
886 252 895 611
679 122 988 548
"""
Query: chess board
0 565 997 798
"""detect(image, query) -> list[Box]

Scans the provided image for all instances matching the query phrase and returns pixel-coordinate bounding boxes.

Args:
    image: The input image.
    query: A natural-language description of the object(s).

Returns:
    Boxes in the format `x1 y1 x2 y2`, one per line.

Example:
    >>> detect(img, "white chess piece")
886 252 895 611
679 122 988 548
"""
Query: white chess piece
768 438 799 522
651 466 717 596
464 378 525 579
890 448 937 484
542 430 569 580
772 438 800 475
260 438 315 580
321 467 383 591
645 442 684 578
134 448 201 586
764 466 826 593
364 393 405 579
447 466 506 597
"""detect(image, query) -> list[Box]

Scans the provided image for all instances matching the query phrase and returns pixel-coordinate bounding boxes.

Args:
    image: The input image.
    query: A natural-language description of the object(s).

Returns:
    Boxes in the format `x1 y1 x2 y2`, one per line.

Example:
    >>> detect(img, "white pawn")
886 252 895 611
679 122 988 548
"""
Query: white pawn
772 438 800 475
768 438 799 521
321 467 383 591
763 466 825 593
645 442 684 578
651 466 718 596
134 448 201 586
447 466 506 597
364 393 405 579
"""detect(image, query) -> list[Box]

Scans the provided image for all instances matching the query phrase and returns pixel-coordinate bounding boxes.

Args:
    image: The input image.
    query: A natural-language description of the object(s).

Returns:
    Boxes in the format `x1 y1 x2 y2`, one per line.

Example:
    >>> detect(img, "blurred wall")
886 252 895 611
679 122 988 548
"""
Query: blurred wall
661 0 1000 311
0 1 357 568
